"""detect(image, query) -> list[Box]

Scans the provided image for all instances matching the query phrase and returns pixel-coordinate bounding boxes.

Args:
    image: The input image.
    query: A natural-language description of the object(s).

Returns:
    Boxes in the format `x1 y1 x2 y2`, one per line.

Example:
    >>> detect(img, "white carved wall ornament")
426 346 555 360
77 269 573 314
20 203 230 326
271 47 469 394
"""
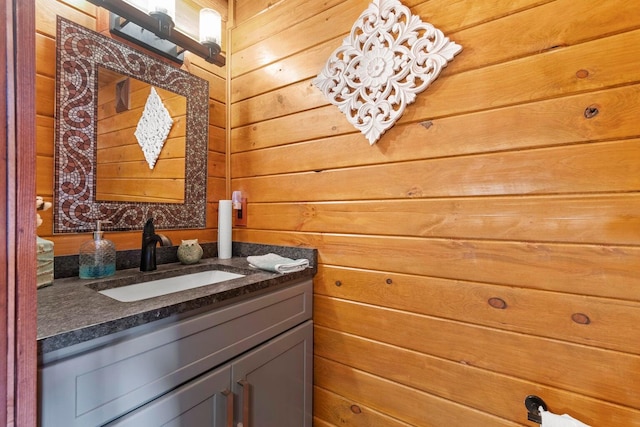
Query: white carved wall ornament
313 0 462 145
134 87 174 169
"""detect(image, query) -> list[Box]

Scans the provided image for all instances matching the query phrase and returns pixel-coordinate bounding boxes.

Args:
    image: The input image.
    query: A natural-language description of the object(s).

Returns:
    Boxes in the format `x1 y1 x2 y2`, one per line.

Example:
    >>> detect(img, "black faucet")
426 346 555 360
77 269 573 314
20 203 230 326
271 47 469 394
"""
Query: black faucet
140 218 172 272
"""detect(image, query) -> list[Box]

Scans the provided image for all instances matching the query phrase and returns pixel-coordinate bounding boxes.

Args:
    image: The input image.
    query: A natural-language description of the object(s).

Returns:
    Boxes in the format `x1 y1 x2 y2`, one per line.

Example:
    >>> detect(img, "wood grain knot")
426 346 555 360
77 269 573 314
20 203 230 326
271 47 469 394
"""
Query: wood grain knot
571 313 591 325
335 281 342 287
350 405 362 414
575 69 589 78
488 297 507 309
584 105 599 118
386 278 393 285
407 186 423 197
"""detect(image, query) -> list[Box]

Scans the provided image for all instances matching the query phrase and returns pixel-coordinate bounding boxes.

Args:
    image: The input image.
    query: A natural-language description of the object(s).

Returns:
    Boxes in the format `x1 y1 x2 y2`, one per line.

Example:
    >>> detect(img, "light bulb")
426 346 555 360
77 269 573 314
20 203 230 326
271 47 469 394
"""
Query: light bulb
148 0 175 20
199 8 221 46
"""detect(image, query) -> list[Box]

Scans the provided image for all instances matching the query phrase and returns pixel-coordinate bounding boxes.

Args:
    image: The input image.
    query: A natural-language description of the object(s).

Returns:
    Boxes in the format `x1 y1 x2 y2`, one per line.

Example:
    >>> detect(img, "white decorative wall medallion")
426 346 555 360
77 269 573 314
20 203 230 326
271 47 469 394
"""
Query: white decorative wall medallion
134 87 174 169
313 0 462 145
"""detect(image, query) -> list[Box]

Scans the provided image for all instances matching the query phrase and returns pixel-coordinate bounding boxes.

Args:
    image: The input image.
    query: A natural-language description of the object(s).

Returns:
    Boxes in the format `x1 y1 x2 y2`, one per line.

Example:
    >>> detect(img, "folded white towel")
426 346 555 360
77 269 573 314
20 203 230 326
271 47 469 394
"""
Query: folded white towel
540 407 590 427
247 253 309 273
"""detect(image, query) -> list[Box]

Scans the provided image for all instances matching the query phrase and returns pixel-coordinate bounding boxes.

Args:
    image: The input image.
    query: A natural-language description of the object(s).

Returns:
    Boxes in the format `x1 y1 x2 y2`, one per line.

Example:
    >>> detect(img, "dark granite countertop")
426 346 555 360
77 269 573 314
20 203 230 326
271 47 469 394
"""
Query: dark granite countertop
38 243 316 355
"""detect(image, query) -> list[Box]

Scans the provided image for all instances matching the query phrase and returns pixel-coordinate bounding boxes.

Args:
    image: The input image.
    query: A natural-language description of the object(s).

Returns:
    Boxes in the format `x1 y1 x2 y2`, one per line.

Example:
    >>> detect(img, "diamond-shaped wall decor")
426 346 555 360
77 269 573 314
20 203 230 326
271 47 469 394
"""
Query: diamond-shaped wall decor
313 0 462 145
134 87 174 169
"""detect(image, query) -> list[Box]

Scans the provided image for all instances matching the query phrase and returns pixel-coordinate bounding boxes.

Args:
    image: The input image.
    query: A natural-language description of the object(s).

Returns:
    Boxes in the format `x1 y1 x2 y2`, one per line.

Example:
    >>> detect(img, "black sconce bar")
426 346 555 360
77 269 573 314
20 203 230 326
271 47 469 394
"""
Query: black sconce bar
87 0 225 66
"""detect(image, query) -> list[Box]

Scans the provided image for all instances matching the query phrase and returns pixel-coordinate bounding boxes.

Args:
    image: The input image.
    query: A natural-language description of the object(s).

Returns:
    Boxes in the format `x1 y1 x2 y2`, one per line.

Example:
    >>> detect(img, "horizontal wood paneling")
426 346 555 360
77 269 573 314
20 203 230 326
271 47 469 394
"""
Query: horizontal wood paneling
35 34 55 78
208 99 226 128
209 125 226 153
233 0 273 29
35 75 54 117
231 29 640 148
315 265 640 355
227 9 640 406
207 151 226 178
315 326 640 426
314 385 415 427
232 83 640 172
430 0 640 72
48 228 217 256
235 195 640 245
231 36 338 103
234 0 640 86
315 296 640 409
96 176 186 203
234 229 638 301
36 0 94 36
230 1 640 105
315 356 522 427
35 153 53 198
206 177 226 229
233 0 363 53
230 79 325 129
60 0 96 15
233 0 371 78
96 135 186 159
234 140 640 202
412 0 553 33
36 115 54 157
232 0 561 78
230 0 562 127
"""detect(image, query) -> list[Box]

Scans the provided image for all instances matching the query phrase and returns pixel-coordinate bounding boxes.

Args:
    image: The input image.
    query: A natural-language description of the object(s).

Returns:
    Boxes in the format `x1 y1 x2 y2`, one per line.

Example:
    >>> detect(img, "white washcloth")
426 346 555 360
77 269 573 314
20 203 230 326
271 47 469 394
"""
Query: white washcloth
540 407 590 427
247 253 309 273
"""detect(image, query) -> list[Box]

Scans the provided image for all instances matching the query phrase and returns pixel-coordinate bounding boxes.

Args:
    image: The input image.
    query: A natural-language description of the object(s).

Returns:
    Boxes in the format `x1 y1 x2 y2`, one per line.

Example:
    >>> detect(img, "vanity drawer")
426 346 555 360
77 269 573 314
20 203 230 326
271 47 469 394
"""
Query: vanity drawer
39 279 312 427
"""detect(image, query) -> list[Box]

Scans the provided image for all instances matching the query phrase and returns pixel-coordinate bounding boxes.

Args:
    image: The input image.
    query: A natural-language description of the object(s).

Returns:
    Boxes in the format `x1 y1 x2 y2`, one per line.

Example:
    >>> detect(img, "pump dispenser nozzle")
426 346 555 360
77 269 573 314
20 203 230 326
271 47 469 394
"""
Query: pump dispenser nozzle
93 220 111 240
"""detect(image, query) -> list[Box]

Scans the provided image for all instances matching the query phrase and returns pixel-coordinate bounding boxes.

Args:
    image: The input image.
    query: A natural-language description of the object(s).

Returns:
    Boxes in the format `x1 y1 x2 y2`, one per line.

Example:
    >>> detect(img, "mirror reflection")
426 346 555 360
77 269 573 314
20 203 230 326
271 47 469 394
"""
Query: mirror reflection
96 67 187 204
54 17 209 233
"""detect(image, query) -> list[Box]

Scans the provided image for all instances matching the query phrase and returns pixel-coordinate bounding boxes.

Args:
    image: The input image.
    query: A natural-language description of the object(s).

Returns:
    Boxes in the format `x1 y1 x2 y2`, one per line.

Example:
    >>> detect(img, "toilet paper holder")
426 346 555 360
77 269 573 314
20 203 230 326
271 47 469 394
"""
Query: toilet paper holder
524 395 548 424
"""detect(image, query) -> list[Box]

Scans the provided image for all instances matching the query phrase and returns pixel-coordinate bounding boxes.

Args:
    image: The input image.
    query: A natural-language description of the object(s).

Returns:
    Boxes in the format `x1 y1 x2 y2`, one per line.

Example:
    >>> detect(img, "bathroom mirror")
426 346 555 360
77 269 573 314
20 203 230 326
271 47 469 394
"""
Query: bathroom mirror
54 17 208 233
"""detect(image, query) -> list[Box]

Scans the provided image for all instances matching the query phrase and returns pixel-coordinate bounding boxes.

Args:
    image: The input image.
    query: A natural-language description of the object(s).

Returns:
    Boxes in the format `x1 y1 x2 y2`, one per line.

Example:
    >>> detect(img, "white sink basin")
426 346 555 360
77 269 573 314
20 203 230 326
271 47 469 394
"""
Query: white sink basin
98 270 245 302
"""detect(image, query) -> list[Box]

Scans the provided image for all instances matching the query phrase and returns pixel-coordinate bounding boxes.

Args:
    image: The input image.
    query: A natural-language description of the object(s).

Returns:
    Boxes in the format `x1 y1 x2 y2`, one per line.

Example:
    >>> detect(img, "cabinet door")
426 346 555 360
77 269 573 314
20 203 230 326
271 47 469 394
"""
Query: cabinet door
232 321 313 427
107 365 233 427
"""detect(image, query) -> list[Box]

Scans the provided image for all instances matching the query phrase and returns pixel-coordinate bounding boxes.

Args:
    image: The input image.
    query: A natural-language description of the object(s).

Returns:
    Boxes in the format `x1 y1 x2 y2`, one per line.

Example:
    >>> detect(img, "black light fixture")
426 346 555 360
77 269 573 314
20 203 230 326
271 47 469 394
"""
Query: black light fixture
87 0 225 66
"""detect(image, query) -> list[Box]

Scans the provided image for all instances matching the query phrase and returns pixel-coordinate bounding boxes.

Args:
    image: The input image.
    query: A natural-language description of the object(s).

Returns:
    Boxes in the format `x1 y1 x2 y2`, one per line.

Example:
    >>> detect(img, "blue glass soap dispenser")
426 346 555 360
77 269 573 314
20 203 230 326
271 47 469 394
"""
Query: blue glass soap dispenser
79 220 116 279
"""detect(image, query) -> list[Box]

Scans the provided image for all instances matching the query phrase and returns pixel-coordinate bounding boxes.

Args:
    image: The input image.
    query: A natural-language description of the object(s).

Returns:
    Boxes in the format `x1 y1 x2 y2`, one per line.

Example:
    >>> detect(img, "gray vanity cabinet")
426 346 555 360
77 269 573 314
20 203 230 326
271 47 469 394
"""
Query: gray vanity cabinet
232 320 312 427
39 279 312 427
108 321 312 427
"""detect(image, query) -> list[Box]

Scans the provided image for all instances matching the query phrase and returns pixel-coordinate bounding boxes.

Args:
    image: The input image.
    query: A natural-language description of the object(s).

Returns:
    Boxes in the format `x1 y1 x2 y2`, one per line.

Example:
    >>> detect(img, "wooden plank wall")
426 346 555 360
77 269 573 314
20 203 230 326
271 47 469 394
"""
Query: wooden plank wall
230 0 640 425
34 0 227 255
96 76 187 203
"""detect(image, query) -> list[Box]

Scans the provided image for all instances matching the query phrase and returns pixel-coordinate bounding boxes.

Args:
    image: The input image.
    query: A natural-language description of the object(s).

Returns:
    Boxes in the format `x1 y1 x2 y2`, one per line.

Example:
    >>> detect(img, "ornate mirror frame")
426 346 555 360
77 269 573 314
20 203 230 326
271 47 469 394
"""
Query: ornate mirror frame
54 17 209 233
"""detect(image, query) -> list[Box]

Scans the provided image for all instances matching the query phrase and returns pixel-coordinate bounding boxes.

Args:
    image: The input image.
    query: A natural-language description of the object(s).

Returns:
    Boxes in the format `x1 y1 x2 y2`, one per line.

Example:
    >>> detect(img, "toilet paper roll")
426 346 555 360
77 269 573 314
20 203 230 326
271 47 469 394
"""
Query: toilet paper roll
540 407 590 427
218 200 232 259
